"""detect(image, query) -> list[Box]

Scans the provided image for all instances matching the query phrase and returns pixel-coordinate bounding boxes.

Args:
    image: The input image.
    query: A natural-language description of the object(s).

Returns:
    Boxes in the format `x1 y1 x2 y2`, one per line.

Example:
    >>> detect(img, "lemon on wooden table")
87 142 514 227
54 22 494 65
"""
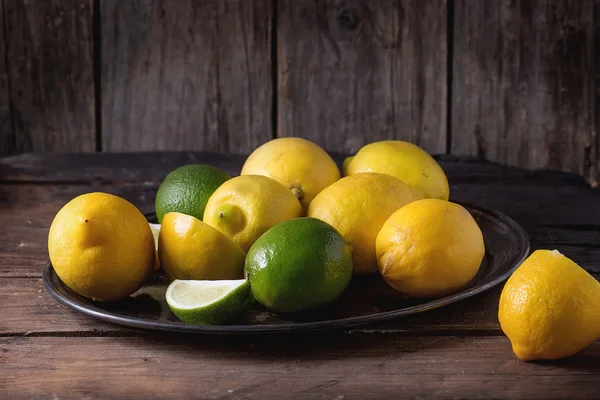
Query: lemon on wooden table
159 212 246 281
307 173 423 274
499 249 600 361
241 137 341 210
244 217 353 313
203 175 303 252
343 140 450 200
155 164 231 223
166 279 253 325
376 198 484 298
48 192 155 302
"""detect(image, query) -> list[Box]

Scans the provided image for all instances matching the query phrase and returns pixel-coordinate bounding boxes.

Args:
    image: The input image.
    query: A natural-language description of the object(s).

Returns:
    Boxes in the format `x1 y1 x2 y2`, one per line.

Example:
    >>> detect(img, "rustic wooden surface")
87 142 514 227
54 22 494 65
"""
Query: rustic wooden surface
0 0 598 185
100 0 272 153
277 0 447 154
1 152 599 399
0 1 12 155
451 0 600 186
3 0 95 152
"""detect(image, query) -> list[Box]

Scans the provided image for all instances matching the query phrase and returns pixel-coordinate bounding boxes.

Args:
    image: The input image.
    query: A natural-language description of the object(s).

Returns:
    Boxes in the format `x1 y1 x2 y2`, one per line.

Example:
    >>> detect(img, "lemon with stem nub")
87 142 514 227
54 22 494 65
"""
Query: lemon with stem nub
241 137 341 211
203 175 303 252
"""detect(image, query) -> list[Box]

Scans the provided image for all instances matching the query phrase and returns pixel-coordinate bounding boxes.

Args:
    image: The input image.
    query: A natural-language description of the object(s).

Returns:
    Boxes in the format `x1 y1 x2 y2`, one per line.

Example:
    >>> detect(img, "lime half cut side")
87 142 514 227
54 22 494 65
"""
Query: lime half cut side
165 279 253 325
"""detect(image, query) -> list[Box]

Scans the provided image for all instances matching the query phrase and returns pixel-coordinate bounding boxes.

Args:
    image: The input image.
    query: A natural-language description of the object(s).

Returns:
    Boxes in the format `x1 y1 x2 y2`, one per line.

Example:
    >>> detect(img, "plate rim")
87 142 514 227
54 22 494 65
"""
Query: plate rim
43 201 531 334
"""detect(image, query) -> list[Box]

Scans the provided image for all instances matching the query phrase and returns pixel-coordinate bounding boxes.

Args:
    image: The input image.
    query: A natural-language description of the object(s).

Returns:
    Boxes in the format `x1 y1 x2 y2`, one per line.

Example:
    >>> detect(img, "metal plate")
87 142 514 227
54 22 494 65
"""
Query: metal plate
43 202 530 334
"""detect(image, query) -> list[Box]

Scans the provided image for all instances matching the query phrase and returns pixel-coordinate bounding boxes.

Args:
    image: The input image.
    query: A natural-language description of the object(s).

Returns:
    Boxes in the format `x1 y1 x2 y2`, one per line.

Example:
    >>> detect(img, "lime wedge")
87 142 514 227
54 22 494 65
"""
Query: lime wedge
165 279 253 325
149 223 161 251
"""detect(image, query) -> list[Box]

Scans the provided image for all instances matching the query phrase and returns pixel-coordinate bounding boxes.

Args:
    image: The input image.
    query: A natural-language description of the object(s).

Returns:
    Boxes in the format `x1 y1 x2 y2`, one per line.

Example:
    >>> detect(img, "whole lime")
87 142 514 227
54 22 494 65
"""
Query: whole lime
155 164 231 223
244 217 353 313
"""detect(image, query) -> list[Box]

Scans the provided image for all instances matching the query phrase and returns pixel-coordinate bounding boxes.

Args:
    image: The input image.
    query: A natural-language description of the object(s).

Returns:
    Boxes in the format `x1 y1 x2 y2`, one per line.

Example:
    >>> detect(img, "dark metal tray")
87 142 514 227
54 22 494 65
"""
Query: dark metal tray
43 202 530 334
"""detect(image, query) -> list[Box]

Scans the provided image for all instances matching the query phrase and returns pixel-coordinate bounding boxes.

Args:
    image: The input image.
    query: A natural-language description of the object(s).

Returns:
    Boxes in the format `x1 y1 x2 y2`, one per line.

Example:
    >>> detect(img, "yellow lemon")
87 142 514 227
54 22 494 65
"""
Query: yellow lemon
499 250 600 361
241 137 340 210
376 199 484 298
48 192 155 302
343 140 450 200
203 175 303 252
307 173 422 274
158 212 246 281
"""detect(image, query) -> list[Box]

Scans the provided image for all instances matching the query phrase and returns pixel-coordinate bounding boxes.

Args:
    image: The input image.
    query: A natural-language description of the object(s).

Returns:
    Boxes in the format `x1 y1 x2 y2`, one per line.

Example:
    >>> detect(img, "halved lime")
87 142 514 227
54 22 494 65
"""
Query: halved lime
165 279 253 325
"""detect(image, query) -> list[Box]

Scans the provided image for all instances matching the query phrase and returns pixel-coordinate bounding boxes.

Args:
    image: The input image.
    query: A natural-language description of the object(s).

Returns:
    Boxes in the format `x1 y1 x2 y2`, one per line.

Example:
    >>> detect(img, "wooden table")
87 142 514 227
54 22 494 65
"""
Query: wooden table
1 153 599 399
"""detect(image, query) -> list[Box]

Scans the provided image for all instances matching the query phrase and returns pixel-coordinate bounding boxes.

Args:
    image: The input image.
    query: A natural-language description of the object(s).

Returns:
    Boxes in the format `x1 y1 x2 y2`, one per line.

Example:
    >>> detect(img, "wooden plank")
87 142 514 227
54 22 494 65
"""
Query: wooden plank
0 1 13 154
0 152 590 187
1 336 599 399
452 0 599 186
277 0 447 154
100 0 272 153
3 0 95 152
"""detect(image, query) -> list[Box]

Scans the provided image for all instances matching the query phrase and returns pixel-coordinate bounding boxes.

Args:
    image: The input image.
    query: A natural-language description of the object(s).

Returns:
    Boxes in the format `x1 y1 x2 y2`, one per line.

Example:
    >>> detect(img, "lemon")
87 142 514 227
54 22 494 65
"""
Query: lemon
307 173 422 274
245 217 353 313
376 198 484 298
343 140 449 200
48 192 155 302
155 164 231 223
241 137 340 210
499 249 600 361
166 279 253 325
203 175 303 252
159 212 246 281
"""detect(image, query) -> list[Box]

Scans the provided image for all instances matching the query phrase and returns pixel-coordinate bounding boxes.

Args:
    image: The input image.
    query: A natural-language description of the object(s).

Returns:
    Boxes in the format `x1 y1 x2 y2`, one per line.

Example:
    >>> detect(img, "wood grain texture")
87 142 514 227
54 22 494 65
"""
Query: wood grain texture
3 0 95 152
100 0 272 153
277 0 447 154
1 336 599 399
452 0 599 186
0 152 590 186
0 1 13 154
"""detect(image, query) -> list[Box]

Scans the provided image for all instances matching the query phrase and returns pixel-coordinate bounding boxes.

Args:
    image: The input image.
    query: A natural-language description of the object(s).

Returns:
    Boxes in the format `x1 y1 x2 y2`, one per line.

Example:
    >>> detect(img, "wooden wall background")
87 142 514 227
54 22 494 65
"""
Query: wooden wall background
0 0 598 186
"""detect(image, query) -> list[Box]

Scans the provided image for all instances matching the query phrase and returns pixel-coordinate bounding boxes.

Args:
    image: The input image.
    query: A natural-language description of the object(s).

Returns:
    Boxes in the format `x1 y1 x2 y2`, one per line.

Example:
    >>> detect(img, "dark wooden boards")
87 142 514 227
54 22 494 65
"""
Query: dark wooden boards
277 0 447 154
3 0 95 152
1 336 599 399
0 1 12 155
100 0 272 153
451 0 600 187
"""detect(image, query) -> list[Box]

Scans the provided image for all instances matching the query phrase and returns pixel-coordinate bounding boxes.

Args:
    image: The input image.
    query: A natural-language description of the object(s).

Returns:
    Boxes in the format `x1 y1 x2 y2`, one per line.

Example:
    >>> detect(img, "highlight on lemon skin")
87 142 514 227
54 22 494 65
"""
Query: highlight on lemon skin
498 249 600 361
240 137 341 211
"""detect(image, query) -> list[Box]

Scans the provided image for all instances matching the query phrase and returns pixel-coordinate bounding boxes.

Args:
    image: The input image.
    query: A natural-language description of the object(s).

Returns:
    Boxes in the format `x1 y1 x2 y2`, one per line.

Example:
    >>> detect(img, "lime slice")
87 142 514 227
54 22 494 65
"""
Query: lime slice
149 223 161 251
165 279 253 325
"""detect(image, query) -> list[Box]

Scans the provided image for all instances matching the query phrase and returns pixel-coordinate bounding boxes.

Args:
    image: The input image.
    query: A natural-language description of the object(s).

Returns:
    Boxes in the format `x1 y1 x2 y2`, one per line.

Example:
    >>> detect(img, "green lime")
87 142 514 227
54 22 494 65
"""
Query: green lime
244 217 353 313
155 164 231 223
165 279 253 325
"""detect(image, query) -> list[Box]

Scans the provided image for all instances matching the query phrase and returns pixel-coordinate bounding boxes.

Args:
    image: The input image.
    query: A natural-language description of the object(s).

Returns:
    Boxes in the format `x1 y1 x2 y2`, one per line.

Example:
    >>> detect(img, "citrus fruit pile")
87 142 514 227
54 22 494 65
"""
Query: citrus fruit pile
47 137 600 362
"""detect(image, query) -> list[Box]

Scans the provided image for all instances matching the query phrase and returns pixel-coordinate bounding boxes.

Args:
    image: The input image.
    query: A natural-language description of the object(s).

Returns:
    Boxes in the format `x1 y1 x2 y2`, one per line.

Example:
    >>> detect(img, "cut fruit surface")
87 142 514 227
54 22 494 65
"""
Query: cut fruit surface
165 279 253 325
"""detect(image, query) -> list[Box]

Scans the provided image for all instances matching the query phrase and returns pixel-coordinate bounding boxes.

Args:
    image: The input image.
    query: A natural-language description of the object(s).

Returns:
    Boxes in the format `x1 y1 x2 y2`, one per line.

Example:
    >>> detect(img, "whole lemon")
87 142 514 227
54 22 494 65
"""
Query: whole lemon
376 199 484 298
499 249 600 361
159 212 246 281
344 140 449 200
241 137 340 210
307 173 422 274
48 192 155 302
203 175 303 252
